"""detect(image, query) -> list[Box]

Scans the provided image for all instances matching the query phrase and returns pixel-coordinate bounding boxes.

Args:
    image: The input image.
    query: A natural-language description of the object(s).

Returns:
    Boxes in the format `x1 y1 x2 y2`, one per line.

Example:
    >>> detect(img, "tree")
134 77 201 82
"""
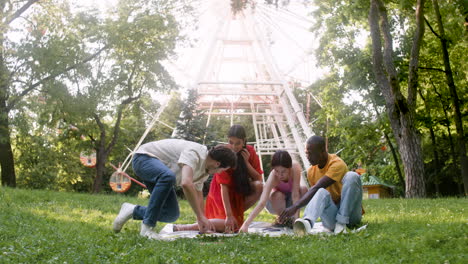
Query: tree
0 0 106 187
50 0 182 193
173 89 211 144
369 0 427 197
426 0 467 195
293 0 406 192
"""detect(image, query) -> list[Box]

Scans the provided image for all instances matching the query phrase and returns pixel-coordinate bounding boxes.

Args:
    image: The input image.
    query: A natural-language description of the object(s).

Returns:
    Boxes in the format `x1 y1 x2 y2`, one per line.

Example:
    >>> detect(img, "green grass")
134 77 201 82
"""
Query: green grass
0 187 466 263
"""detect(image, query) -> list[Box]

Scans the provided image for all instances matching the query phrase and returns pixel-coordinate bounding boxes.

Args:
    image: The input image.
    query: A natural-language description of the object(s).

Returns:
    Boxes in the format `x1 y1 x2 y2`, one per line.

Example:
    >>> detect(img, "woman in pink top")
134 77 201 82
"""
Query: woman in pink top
239 150 307 232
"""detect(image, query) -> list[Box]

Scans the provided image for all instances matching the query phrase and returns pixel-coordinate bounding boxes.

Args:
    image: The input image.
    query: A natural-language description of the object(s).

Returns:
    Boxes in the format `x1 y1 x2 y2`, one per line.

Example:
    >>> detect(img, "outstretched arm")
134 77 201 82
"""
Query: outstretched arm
181 165 214 233
239 171 278 233
290 163 302 218
221 184 238 233
279 176 335 222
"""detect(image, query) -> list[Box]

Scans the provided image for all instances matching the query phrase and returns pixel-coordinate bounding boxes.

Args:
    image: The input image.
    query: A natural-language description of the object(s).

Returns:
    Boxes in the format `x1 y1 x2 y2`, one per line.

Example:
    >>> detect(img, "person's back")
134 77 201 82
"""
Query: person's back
135 139 211 189
113 140 236 238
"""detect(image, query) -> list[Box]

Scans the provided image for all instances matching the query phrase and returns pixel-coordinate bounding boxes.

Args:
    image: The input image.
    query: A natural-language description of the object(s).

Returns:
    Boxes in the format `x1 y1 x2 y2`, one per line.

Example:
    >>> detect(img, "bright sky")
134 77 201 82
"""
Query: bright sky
77 0 323 85
73 0 368 104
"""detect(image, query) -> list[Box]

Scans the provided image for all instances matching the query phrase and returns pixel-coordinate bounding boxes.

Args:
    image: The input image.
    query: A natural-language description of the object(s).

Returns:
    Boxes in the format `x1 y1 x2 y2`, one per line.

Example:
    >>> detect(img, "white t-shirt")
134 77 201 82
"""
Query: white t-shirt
134 139 209 191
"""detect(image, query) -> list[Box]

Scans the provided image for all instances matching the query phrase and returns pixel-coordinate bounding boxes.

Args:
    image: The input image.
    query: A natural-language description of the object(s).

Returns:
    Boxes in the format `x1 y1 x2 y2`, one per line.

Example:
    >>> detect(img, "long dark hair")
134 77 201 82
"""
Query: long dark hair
229 125 253 196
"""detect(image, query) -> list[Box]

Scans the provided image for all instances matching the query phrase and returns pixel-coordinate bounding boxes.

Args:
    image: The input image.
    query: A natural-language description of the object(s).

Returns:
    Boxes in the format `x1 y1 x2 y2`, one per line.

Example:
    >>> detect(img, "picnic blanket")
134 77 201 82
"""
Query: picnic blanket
158 221 366 241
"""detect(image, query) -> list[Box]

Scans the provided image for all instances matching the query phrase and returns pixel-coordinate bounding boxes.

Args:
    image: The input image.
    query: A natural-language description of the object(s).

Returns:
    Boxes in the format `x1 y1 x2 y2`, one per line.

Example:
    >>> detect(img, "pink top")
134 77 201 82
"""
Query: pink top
275 177 293 194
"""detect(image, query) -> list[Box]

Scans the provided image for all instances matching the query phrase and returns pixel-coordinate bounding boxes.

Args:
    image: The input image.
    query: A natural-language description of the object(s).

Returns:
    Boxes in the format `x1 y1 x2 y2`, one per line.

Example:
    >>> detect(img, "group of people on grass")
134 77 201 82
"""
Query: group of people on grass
113 125 363 239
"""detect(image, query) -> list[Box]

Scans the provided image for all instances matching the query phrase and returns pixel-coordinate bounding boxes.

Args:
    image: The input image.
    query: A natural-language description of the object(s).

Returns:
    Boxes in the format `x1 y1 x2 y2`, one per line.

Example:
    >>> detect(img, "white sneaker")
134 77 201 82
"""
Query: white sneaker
293 218 312 236
113 203 136 233
140 223 160 239
334 223 348 234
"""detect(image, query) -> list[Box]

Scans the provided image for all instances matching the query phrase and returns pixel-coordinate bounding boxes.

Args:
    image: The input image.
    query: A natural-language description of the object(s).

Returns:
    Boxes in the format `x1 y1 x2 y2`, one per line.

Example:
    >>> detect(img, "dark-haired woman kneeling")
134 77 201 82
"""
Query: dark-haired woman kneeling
239 150 307 233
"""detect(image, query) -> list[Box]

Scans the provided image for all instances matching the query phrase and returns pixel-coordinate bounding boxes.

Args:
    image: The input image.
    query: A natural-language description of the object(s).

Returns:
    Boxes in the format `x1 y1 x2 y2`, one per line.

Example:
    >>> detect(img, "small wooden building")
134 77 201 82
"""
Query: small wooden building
361 175 394 199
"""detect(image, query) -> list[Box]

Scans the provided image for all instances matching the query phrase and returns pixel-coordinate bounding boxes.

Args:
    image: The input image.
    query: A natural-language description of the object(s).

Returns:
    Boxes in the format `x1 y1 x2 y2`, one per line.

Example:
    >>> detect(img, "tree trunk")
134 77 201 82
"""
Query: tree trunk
371 99 405 192
383 131 405 191
92 112 107 193
0 101 16 187
0 31 16 187
91 105 124 193
419 89 440 195
92 146 107 193
369 0 426 198
435 87 463 195
428 125 440 195
432 0 468 196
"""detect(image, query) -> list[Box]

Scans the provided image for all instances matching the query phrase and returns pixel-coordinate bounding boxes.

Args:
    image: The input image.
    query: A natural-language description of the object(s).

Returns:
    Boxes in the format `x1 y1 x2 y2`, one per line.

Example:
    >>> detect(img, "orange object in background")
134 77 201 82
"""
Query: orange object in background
355 168 366 175
109 171 132 193
80 150 96 168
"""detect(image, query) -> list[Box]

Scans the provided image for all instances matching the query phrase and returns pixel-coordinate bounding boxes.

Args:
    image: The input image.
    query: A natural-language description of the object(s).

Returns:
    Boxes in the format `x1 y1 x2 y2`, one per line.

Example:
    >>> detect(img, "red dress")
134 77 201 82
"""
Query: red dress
205 145 263 227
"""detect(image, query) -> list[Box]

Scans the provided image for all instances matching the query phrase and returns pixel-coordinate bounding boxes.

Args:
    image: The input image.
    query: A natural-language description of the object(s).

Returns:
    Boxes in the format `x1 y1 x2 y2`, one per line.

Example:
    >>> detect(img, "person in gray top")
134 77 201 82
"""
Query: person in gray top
113 139 237 239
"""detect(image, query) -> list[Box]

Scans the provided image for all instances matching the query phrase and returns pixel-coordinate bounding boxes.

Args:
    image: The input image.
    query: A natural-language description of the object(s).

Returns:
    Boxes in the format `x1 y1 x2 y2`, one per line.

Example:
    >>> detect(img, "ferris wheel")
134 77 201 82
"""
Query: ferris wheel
110 0 319 191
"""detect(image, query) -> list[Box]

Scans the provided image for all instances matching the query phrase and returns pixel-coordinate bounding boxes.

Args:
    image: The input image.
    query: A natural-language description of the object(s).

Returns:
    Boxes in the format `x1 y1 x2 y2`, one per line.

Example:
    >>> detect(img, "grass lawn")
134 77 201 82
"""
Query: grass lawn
0 187 466 263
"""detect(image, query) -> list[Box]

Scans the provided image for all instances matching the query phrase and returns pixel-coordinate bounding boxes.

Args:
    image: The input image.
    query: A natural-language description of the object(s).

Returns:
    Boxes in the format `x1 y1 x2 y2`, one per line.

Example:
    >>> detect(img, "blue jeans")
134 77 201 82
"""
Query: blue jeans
303 172 362 230
132 154 180 227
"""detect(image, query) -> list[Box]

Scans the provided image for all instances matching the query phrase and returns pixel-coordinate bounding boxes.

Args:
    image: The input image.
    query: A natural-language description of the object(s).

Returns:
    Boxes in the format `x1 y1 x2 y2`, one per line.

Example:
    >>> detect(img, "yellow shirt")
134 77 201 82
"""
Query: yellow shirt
307 154 348 204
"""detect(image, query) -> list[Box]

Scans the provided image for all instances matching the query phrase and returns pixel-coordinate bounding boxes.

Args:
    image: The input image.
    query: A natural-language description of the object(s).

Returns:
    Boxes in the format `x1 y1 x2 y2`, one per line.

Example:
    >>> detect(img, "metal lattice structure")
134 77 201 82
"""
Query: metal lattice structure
108 1 318 190
187 2 315 181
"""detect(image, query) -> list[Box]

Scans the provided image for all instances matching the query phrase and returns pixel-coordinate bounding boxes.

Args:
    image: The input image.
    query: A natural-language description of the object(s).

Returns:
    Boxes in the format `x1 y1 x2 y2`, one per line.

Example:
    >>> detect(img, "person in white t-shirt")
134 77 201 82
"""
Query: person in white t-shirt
112 139 237 239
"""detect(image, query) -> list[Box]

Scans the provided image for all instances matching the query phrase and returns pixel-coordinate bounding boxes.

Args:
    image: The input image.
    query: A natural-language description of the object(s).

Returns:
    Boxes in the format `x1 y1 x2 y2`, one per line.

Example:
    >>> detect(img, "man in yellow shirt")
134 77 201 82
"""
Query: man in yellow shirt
279 135 363 234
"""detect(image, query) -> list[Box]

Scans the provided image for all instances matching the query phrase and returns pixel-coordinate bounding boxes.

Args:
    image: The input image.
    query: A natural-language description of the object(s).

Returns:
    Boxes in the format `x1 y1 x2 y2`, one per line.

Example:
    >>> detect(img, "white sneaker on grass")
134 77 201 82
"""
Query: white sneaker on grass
293 218 312 236
334 223 348 234
140 223 160 239
113 202 136 233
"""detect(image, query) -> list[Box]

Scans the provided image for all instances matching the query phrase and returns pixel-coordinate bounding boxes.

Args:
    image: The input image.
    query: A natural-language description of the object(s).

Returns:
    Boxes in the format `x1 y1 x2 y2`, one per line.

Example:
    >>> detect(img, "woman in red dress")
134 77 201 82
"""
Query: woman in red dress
174 125 263 232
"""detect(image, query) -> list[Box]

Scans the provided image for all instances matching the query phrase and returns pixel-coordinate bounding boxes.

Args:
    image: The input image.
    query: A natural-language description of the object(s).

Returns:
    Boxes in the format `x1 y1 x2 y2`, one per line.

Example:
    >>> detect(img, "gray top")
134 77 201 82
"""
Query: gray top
135 139 209 191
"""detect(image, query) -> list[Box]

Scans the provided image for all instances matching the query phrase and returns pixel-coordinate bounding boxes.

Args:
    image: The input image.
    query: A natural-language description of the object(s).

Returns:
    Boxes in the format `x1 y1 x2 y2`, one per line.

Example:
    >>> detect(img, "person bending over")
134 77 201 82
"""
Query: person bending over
112 139 236 239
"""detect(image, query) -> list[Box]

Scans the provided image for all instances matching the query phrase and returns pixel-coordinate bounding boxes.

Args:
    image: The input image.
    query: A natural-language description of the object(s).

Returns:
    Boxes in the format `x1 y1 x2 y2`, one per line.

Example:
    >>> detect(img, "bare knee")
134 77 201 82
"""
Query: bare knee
270 190 285 202
251 180 263 196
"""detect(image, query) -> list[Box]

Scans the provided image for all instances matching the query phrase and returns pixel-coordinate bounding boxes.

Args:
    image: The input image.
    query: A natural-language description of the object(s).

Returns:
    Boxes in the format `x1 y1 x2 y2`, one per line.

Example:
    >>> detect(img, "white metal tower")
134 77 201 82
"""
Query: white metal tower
187 2 315 182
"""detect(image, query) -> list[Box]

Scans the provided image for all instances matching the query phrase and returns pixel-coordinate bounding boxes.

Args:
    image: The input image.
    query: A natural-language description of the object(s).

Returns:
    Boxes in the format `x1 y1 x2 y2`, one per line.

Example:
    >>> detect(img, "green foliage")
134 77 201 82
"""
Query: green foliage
305 0 467 195
230 0 255 14
174 89 211 144
6 0 186 192
0 187 467 263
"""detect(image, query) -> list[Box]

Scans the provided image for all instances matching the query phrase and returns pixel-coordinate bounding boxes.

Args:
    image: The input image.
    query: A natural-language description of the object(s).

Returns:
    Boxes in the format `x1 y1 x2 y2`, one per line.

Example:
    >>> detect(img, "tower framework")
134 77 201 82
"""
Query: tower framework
191 4 314 182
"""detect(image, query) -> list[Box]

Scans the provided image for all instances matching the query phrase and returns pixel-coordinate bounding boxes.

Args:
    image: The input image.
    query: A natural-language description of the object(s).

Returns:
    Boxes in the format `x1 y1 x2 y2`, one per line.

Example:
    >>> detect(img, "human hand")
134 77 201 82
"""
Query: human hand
240 148 250 162
279 206 297 223
224 216 238 233
238 224 249 233
197 216 214 234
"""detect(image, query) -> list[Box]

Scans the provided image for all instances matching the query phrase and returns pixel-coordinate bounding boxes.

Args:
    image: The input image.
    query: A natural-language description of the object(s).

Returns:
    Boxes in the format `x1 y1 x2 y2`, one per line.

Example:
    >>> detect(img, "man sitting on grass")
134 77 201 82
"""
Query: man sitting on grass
279 135 363 235
113 139 237 239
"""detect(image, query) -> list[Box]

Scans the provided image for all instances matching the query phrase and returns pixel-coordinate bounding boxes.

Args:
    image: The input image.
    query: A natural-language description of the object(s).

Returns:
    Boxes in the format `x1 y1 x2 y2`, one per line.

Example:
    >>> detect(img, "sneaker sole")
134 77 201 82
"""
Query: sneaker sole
293 221 307 236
